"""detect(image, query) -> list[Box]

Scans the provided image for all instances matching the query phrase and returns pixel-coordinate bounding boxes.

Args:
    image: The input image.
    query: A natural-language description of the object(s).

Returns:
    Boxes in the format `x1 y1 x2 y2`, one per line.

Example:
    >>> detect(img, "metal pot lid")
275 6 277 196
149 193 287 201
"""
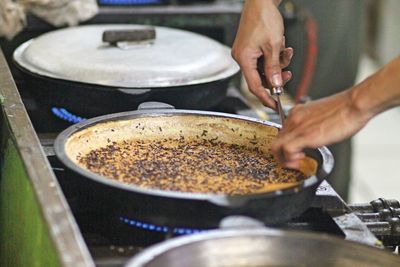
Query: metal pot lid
13 24 239 88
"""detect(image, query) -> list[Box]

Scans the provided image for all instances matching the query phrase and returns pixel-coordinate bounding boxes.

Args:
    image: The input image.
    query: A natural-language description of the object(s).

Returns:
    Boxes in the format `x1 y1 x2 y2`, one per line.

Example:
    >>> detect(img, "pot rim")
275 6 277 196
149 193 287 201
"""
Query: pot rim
54 108 334 206
125 228 399 267
13 29 240 89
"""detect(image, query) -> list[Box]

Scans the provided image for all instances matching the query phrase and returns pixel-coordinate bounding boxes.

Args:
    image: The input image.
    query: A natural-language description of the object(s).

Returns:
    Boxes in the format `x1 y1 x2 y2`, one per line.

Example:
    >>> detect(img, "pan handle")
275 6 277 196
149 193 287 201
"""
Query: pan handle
137 102 175 110
117 88 152 95
208 195 250 208
219 216 265 229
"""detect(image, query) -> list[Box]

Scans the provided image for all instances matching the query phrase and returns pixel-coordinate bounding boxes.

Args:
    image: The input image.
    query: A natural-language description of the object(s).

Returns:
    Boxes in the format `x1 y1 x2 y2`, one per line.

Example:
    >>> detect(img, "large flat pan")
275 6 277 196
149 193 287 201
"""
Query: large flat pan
54 102 334 227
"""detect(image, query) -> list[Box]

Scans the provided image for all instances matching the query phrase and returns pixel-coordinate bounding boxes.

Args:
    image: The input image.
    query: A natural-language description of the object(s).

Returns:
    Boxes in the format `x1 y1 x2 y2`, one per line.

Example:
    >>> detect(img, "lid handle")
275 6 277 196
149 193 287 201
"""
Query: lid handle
137 102 175 110
102 27 156 45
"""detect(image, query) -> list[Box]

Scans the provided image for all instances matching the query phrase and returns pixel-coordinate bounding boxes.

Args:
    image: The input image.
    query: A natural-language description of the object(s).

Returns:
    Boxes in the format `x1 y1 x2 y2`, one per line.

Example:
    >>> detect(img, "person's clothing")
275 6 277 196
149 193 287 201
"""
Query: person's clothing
0 0 98 40
0 1 25 39
285 0 366 200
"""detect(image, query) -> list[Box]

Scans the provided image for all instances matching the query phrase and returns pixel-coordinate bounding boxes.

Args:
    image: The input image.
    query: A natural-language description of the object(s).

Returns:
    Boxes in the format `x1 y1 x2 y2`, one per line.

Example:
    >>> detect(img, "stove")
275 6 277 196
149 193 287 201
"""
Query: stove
45 146 400 266
34 88 399 266
7 50 400 267
1 45 399 266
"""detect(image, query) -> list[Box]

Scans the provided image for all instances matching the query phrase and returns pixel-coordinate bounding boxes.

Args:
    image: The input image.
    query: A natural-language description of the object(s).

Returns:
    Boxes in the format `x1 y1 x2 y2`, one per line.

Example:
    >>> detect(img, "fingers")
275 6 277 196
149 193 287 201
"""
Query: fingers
272 135 307 169
272 125 322 169
232 41 293 110
281 151 306 170
280 47 293 69
231 46 278 109
282 70 292 86
242 68 291 110
262 46 293 90
262 38 286 88
241 63 277 110
272 110 308 168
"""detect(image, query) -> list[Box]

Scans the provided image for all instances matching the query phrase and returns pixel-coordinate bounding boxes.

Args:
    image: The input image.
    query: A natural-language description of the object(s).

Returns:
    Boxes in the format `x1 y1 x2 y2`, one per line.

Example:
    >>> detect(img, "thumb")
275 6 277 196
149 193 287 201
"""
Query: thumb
264 46 283 88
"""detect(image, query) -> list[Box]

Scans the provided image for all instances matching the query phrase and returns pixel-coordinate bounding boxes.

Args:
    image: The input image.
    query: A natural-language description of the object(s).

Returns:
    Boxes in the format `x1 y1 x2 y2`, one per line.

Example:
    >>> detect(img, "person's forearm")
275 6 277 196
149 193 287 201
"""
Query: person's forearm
351 56 400 122
272 56 400 168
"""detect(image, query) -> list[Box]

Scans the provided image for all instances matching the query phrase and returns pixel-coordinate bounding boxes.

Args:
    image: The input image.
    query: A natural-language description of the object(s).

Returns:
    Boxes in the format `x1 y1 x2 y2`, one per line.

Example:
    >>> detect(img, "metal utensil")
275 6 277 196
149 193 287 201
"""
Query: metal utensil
271 86 286 125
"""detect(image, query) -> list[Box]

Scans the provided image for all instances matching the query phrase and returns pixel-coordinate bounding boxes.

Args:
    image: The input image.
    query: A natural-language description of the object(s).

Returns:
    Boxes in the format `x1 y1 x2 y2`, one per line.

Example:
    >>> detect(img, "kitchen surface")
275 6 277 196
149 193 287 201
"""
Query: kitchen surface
1 1 400 266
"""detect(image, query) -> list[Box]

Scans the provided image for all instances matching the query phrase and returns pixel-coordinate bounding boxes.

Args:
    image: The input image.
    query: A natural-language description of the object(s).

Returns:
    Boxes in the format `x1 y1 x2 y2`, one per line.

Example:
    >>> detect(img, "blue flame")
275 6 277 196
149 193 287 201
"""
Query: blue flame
119 217 206 235
51 107 86 124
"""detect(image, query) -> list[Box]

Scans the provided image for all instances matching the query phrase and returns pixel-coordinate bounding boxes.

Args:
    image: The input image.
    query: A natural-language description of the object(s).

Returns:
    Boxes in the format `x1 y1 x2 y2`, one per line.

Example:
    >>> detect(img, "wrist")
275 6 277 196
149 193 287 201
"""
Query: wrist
268 0 282 6
247 0 282 7
271 0 282 6
349 79 376 123
350 56 400 121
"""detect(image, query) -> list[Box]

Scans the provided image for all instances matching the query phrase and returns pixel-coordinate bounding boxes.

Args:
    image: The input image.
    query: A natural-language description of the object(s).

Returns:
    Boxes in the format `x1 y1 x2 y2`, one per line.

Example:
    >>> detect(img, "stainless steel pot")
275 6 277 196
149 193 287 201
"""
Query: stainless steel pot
126 228 400 267
13 24 238 88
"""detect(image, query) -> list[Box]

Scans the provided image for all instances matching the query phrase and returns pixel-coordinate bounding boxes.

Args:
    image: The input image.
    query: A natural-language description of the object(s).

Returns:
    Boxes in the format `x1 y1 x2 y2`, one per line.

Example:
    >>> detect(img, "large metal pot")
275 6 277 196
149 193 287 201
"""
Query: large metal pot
126 228 400 267
13 24 239 117
54 102 333 228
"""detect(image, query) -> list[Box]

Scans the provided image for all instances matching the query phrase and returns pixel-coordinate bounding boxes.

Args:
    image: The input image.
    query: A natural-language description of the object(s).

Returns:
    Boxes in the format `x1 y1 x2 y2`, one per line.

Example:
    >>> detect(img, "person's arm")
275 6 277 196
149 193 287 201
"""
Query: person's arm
232 0 292 110
272 56 400 169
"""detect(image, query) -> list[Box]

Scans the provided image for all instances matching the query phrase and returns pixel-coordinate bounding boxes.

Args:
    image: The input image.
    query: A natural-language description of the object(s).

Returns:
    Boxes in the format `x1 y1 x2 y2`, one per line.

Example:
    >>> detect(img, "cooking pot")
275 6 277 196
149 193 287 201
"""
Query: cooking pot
54 102 333 228
126 228 400 267
13 24 239 117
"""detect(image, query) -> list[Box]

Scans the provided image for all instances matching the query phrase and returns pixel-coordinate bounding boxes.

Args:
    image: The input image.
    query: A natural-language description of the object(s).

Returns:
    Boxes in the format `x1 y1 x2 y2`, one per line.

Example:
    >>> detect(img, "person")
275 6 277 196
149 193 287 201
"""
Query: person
232 0 367 199
270 55 400 166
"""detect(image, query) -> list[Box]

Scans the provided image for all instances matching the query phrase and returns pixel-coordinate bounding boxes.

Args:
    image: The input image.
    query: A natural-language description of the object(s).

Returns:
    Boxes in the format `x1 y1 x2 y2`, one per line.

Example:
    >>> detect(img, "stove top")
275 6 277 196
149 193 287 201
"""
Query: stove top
35 88 399 266
48 147 398 267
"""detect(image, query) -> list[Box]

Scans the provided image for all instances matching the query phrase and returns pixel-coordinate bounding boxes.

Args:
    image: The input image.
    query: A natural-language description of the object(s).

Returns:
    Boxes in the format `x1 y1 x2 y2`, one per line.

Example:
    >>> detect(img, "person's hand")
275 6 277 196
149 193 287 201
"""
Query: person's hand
272 89 370 169
232 0 292 110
